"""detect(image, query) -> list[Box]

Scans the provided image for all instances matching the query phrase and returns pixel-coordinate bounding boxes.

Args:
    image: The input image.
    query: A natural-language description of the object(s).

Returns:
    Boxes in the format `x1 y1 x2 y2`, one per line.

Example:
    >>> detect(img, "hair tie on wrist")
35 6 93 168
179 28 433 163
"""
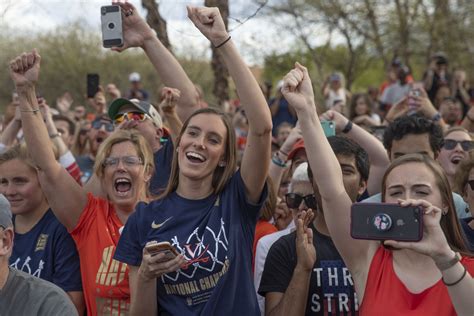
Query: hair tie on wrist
443 266 467 286
215 36 231 48
342 120 353 133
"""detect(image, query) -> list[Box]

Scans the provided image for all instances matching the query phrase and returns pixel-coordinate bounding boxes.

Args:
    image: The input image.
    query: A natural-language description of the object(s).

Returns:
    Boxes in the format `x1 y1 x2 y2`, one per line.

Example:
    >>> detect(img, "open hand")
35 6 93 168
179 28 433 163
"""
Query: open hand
9 49 41 88
281 63 315 113
295 210 316 271
187 6 229 46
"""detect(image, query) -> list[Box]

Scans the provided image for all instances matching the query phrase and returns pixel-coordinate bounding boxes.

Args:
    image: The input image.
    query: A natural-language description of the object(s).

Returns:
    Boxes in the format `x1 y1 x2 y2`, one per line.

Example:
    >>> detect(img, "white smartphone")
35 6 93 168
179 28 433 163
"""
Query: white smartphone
101 5 123 48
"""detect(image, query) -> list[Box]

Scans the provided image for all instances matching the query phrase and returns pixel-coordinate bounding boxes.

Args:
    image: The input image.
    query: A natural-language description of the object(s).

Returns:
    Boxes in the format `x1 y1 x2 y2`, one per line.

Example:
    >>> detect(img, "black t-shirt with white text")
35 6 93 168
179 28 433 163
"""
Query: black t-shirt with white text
259 224 359 315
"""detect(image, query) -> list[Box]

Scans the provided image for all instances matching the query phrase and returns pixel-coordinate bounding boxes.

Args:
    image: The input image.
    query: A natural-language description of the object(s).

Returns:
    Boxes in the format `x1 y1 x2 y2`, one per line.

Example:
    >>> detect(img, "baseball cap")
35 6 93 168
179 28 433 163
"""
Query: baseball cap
0 195 12 229
329 73 341 82
287 139 306 160
129 72 141 82
108 98 163 128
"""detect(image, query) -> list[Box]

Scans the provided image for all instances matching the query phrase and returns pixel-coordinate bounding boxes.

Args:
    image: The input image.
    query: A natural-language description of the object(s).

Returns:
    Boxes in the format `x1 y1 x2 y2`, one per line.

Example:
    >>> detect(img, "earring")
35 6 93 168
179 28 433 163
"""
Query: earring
442 208 448 216
176 146 179 153
218 161 226 167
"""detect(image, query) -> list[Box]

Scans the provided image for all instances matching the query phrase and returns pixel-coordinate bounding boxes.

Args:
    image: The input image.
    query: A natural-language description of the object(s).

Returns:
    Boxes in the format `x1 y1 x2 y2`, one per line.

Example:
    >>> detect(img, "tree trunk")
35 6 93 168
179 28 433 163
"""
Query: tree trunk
141 0 172 51
205 0 230 107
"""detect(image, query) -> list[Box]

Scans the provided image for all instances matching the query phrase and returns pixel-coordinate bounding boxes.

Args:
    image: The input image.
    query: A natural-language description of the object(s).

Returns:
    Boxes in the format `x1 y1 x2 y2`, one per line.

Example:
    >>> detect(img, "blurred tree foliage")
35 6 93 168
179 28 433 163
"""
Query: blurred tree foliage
0 22 214 111
259 0 474 101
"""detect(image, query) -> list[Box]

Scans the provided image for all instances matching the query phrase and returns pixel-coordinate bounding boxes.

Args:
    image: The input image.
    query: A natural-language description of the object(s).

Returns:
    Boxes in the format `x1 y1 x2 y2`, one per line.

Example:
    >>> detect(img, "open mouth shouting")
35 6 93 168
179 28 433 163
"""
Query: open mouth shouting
114 177 132 196
185 151 207 164
450 154 464 165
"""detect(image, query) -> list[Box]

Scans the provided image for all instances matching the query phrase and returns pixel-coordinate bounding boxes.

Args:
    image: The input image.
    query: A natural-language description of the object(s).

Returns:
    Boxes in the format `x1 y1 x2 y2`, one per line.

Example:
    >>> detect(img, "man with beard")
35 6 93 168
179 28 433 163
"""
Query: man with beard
259 136 368 315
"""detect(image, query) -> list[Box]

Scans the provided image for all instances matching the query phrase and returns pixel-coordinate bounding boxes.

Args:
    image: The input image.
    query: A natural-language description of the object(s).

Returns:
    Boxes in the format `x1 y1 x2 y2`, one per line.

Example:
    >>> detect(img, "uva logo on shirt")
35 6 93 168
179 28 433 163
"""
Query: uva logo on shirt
161 217 231 304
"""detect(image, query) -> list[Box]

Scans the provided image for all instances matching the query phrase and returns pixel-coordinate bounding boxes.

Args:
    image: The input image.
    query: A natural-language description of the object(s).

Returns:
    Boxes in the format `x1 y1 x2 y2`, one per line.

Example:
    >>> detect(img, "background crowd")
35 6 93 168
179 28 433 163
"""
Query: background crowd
0 2 473 316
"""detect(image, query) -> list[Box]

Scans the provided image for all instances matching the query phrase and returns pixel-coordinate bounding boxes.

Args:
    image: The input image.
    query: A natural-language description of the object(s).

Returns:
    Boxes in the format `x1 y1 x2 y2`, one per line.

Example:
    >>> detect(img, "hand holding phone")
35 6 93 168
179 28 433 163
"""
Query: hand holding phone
145 241 179 262
321 120 336 137
351 203 423 241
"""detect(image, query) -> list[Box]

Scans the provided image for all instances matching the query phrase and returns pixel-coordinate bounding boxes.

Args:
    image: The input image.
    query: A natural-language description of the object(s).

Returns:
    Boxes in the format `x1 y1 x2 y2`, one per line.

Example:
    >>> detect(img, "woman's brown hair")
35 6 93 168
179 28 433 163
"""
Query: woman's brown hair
349 93 373 121
381 153 471 256
159 108 237 199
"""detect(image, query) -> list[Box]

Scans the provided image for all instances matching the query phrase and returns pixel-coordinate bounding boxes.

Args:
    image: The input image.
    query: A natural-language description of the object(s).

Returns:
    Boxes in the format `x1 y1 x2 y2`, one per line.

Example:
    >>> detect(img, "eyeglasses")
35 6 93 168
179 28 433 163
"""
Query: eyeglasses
92 120 114 132
468 180 474 190
443 139 474 151
285 193 318 210
103 156 143 168
113 112 148 125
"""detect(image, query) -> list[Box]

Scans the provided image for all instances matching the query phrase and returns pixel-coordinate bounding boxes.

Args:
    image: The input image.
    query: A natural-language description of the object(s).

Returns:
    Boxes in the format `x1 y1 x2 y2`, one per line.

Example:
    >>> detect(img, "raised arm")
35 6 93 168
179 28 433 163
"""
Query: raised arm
281 63 376 272
187 6 272 203
321 110 389 195
115 2 200 122
9 50 87 231
0 107 22 149
159 87 183 143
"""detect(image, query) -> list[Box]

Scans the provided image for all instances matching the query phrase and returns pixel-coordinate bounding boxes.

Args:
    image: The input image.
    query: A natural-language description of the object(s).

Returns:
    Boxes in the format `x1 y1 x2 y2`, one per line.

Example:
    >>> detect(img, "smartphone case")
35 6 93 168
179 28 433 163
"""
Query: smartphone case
350 202 423 241
101 5 123 48
321 120 336 137
87 74 99 98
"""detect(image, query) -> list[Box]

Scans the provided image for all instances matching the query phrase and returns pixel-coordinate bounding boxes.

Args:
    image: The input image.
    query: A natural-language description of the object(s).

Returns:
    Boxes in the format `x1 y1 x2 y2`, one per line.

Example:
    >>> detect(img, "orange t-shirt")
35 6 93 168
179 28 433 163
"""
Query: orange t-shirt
70 194 130 315
360 246 474 315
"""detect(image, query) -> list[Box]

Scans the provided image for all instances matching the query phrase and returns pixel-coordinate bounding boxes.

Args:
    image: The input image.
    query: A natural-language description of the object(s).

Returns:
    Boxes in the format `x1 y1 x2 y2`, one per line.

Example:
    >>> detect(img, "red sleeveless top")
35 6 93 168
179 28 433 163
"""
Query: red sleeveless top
360 246 474 315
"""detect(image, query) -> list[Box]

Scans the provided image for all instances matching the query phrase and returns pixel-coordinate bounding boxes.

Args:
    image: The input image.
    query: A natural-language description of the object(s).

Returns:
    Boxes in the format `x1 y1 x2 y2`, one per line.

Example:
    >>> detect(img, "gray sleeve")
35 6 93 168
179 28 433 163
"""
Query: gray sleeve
453 192 469 219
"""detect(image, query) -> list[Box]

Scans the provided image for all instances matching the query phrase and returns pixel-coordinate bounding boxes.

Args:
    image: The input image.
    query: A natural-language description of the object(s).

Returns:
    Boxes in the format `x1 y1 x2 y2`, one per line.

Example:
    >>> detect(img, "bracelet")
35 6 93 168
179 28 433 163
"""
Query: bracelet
435 251 460 271
342 120 353 133
279 149 289 156
442 266 467 286
271 153 287 168
20 108 40 114
215 36 231 48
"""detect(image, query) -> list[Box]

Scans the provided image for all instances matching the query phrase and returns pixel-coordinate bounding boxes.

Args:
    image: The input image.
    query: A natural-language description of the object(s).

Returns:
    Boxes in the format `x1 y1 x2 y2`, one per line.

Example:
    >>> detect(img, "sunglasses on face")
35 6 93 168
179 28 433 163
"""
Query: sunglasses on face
114 112 148 124
92 120 114 132
443 139 474 151
468 180 474 190
285 193 318 210
103 156 143 168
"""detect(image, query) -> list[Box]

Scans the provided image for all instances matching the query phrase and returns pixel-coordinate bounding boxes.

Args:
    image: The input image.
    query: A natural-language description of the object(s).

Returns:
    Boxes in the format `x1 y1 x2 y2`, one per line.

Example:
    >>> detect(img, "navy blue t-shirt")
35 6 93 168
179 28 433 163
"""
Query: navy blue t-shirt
268 97 297 135
10 209 82 292
150 138 174 195
115 171 267 315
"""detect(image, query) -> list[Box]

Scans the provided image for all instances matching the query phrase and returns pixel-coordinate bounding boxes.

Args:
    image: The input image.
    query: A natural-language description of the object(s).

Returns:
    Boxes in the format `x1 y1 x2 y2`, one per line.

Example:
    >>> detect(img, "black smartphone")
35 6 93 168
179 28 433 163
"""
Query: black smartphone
351 202 423 241
101 5 124 48
87 74 100 98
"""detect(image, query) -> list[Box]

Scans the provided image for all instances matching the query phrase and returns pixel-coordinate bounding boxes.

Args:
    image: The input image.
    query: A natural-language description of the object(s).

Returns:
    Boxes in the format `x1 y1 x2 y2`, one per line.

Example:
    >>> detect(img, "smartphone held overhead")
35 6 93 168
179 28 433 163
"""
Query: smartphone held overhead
101 5 124 48
351 203 423 242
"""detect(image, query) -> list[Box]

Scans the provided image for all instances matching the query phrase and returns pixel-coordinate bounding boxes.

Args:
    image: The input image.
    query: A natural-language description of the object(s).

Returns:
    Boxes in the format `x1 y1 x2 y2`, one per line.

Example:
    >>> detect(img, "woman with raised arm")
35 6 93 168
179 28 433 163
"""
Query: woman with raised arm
281 63 474 315
113 6 272 315
9 50 155 315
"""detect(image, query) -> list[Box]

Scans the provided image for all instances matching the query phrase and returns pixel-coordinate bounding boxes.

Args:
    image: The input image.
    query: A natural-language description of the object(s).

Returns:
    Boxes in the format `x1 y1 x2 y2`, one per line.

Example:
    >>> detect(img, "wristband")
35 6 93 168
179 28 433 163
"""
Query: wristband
20 108 40 114
432 112 441 122
435 252 460 271
215 36 231 48
272 153 287 168
342 121 353 133
443 266 467 286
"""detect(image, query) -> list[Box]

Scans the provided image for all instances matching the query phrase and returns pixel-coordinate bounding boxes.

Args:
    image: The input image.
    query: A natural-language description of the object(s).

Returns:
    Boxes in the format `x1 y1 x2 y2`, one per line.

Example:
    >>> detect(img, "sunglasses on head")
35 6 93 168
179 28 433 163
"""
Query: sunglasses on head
468 180 474 190
285 193 318 210
92 120 114 132
114 112 148 124
443 139 474 151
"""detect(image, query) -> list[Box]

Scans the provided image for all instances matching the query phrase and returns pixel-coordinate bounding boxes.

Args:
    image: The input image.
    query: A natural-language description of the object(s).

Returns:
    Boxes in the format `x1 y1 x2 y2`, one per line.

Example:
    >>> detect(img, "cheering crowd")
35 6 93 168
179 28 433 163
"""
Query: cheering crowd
0 2 473 316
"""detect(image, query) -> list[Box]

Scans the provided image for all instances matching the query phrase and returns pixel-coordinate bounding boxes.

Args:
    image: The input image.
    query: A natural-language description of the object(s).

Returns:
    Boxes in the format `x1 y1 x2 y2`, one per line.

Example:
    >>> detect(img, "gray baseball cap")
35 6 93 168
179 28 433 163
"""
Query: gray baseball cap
0 194 12 229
